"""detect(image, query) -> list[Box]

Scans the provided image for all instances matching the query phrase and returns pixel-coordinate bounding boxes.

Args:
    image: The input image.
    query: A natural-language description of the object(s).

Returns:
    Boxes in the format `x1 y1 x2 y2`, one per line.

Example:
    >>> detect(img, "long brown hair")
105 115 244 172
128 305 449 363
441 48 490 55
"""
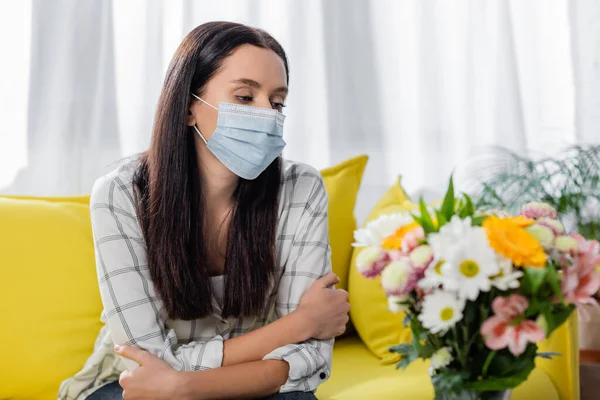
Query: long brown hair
133 22 289 320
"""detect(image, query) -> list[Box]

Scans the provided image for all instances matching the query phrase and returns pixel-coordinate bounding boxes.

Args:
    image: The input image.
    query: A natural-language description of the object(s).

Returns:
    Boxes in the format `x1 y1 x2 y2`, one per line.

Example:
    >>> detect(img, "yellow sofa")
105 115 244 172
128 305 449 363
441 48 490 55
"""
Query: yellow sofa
0 194 579 400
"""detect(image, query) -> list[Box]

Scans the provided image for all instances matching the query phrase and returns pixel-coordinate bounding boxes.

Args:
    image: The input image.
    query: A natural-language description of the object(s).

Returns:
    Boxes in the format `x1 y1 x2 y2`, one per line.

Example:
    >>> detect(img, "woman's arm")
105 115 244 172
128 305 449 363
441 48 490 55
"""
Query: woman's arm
221 307 308 366
261 164 348 393
221 272 341 366
180 360 290 399
116 345 289 400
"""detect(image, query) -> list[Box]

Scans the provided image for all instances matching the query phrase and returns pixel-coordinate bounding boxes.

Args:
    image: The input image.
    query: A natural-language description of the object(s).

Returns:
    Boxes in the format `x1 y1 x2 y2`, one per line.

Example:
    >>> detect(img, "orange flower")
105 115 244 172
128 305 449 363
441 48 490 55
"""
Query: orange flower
483 216 547 267
506 215 535 228
382 222 420 250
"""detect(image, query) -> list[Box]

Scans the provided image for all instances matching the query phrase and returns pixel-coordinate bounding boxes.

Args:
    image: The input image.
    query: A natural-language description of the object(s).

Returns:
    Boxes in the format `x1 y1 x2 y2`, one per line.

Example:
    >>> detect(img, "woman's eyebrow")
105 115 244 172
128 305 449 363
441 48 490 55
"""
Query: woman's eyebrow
230 78 261 88
272 86 289 94
230 78 288 94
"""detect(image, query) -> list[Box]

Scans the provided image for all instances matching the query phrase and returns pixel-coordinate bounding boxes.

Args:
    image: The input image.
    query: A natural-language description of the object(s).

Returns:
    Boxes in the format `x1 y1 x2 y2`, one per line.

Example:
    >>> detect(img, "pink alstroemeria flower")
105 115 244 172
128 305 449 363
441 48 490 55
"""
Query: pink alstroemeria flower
480 294 545 356
561 233 600 318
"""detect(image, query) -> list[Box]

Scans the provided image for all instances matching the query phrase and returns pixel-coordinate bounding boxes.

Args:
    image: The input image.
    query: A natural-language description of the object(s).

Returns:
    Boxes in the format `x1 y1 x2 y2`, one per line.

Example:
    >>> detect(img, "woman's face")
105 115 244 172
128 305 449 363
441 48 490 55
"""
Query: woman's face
188 44 288 142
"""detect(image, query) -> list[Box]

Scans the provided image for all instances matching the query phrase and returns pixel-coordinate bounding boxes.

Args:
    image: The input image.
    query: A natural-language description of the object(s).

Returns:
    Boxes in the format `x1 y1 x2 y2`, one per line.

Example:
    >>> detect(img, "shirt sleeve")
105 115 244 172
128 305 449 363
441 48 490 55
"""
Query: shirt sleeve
262 167 334 392
91 173 223 372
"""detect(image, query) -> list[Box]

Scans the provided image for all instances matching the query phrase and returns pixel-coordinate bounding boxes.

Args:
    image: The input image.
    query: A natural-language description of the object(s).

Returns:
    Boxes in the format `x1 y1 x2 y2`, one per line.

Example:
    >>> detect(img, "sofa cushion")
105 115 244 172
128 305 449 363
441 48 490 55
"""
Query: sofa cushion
321 155 368 292
317 335 559 400
348 177 415 363
0 196 102 400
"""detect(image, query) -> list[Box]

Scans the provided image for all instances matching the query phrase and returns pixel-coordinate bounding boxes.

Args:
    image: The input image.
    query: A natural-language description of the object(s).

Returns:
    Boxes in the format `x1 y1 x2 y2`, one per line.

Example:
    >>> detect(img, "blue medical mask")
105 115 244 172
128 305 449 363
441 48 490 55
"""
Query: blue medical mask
190 93 286 180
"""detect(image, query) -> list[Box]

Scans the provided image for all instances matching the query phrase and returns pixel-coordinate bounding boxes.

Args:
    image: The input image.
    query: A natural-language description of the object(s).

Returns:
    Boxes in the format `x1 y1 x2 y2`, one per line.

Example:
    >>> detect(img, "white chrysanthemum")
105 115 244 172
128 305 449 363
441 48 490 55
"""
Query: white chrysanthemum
437 222 500 300
491 255 523 291
428 216 473 259
418 290 465 334
353 213 414 247
420 217 473 290
430 347 453 370
387 295 410 313
418 259 446 289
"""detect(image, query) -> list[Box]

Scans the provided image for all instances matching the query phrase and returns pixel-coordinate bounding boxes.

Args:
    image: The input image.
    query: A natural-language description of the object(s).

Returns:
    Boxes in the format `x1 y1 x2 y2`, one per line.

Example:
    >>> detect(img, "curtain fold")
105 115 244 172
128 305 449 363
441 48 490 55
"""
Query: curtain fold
4 0 121 195
1 0 598 220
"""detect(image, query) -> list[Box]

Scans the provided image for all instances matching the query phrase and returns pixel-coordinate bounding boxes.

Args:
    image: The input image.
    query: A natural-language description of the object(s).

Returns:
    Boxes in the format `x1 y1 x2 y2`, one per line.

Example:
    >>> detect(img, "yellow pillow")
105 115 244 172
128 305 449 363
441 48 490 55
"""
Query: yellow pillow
0 196 102 400
348 177 415 364
320 155 369 292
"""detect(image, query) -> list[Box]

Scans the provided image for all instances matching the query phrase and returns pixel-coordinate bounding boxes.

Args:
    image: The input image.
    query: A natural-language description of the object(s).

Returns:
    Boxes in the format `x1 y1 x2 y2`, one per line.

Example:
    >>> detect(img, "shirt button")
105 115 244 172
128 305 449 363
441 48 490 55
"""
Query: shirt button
319 372 327 379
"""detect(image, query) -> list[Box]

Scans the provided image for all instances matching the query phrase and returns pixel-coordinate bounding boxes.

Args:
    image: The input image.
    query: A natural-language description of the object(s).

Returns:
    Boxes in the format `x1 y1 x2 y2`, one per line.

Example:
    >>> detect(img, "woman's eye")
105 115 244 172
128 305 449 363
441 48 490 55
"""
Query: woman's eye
236 96 253 103
271 102 286 111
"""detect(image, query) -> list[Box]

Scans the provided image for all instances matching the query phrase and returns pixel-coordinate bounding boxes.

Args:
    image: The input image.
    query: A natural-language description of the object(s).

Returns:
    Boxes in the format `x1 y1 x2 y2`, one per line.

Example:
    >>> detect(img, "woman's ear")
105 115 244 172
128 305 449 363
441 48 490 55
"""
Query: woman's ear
187 109 196 127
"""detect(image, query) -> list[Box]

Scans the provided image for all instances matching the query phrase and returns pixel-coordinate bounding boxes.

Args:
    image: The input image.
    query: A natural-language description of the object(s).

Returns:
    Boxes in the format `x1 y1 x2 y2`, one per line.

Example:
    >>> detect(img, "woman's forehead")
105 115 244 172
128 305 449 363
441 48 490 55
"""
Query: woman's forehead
211 44 287 90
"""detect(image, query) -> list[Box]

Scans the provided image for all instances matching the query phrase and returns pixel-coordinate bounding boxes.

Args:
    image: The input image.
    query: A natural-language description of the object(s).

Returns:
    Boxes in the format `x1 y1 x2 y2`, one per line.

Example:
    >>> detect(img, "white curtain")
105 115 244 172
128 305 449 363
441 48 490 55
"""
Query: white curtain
1 0 599 221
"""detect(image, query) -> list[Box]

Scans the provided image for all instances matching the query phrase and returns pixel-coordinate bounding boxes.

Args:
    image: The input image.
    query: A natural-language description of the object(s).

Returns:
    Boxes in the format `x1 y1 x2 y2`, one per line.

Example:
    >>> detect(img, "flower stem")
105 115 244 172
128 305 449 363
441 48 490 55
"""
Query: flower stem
482 350 497 377
452 326 467 367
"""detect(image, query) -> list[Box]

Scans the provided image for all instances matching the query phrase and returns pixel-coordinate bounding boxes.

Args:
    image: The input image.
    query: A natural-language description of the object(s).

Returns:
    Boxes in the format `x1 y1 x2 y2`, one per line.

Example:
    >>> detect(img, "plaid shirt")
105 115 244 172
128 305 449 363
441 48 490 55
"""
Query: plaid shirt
58 159 333 399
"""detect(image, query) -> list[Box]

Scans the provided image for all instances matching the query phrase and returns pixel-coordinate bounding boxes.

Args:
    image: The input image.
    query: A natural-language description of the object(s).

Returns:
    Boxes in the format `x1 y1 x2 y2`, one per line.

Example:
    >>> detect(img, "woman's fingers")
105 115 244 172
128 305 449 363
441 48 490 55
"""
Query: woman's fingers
114 344 153 366
315 272 340 288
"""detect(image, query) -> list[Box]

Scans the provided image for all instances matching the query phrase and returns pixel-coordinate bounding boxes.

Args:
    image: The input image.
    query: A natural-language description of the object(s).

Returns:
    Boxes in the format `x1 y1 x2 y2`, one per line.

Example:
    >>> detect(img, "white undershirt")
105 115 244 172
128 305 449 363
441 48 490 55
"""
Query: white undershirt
211 275 225 308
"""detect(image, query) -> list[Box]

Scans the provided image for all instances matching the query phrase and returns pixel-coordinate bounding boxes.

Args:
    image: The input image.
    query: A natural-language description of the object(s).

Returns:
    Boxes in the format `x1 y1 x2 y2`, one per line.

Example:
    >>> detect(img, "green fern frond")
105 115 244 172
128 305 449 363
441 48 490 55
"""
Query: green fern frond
462 145 600 240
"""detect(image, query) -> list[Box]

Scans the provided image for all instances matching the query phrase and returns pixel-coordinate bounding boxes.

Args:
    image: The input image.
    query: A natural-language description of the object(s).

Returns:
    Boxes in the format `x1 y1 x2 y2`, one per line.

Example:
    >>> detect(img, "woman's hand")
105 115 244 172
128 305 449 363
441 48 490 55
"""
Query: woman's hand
114 345 188 400
297 272 350 339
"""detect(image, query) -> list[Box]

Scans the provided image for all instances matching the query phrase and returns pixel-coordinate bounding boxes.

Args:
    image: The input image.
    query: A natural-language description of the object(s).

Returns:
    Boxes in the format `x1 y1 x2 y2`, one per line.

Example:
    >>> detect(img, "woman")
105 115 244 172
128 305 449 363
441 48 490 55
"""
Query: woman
58 21 349 400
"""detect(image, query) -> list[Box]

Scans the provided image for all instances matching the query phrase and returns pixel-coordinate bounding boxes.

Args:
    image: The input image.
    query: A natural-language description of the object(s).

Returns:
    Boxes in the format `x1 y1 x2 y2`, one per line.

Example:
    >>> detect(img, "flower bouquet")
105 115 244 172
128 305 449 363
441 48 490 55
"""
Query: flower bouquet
353 179 600 400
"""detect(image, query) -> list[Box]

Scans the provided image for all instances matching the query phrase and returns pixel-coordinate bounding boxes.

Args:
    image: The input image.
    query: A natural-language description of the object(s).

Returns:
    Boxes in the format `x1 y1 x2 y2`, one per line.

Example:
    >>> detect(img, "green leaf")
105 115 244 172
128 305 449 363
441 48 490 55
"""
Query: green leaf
419 198 437 234
546 263 563 300
411 213 423 226
536 302 554 335
524 297 541 318
463 367 533 391
402 313 412 328
471 215 488 226
421 338 436 359
484 351 513 376
394 344 419 370
520 273 533 294
411 328 425 354
435 210 448 229
485 345 535 377
547 304 575 336
396 354 416 370
463 194 475 216
389 343 415 355
537 351 561 360
466 346 537 391
457 194 476 218
524 267 547 294
409 317 434 357
440 176 455 221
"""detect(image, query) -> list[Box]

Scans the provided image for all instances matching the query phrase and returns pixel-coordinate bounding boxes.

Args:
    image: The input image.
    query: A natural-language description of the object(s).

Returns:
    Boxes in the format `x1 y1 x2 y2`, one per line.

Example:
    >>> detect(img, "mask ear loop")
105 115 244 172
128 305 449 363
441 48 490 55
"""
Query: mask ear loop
190 92 216 145
190 92 218 110
192 125 208 145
